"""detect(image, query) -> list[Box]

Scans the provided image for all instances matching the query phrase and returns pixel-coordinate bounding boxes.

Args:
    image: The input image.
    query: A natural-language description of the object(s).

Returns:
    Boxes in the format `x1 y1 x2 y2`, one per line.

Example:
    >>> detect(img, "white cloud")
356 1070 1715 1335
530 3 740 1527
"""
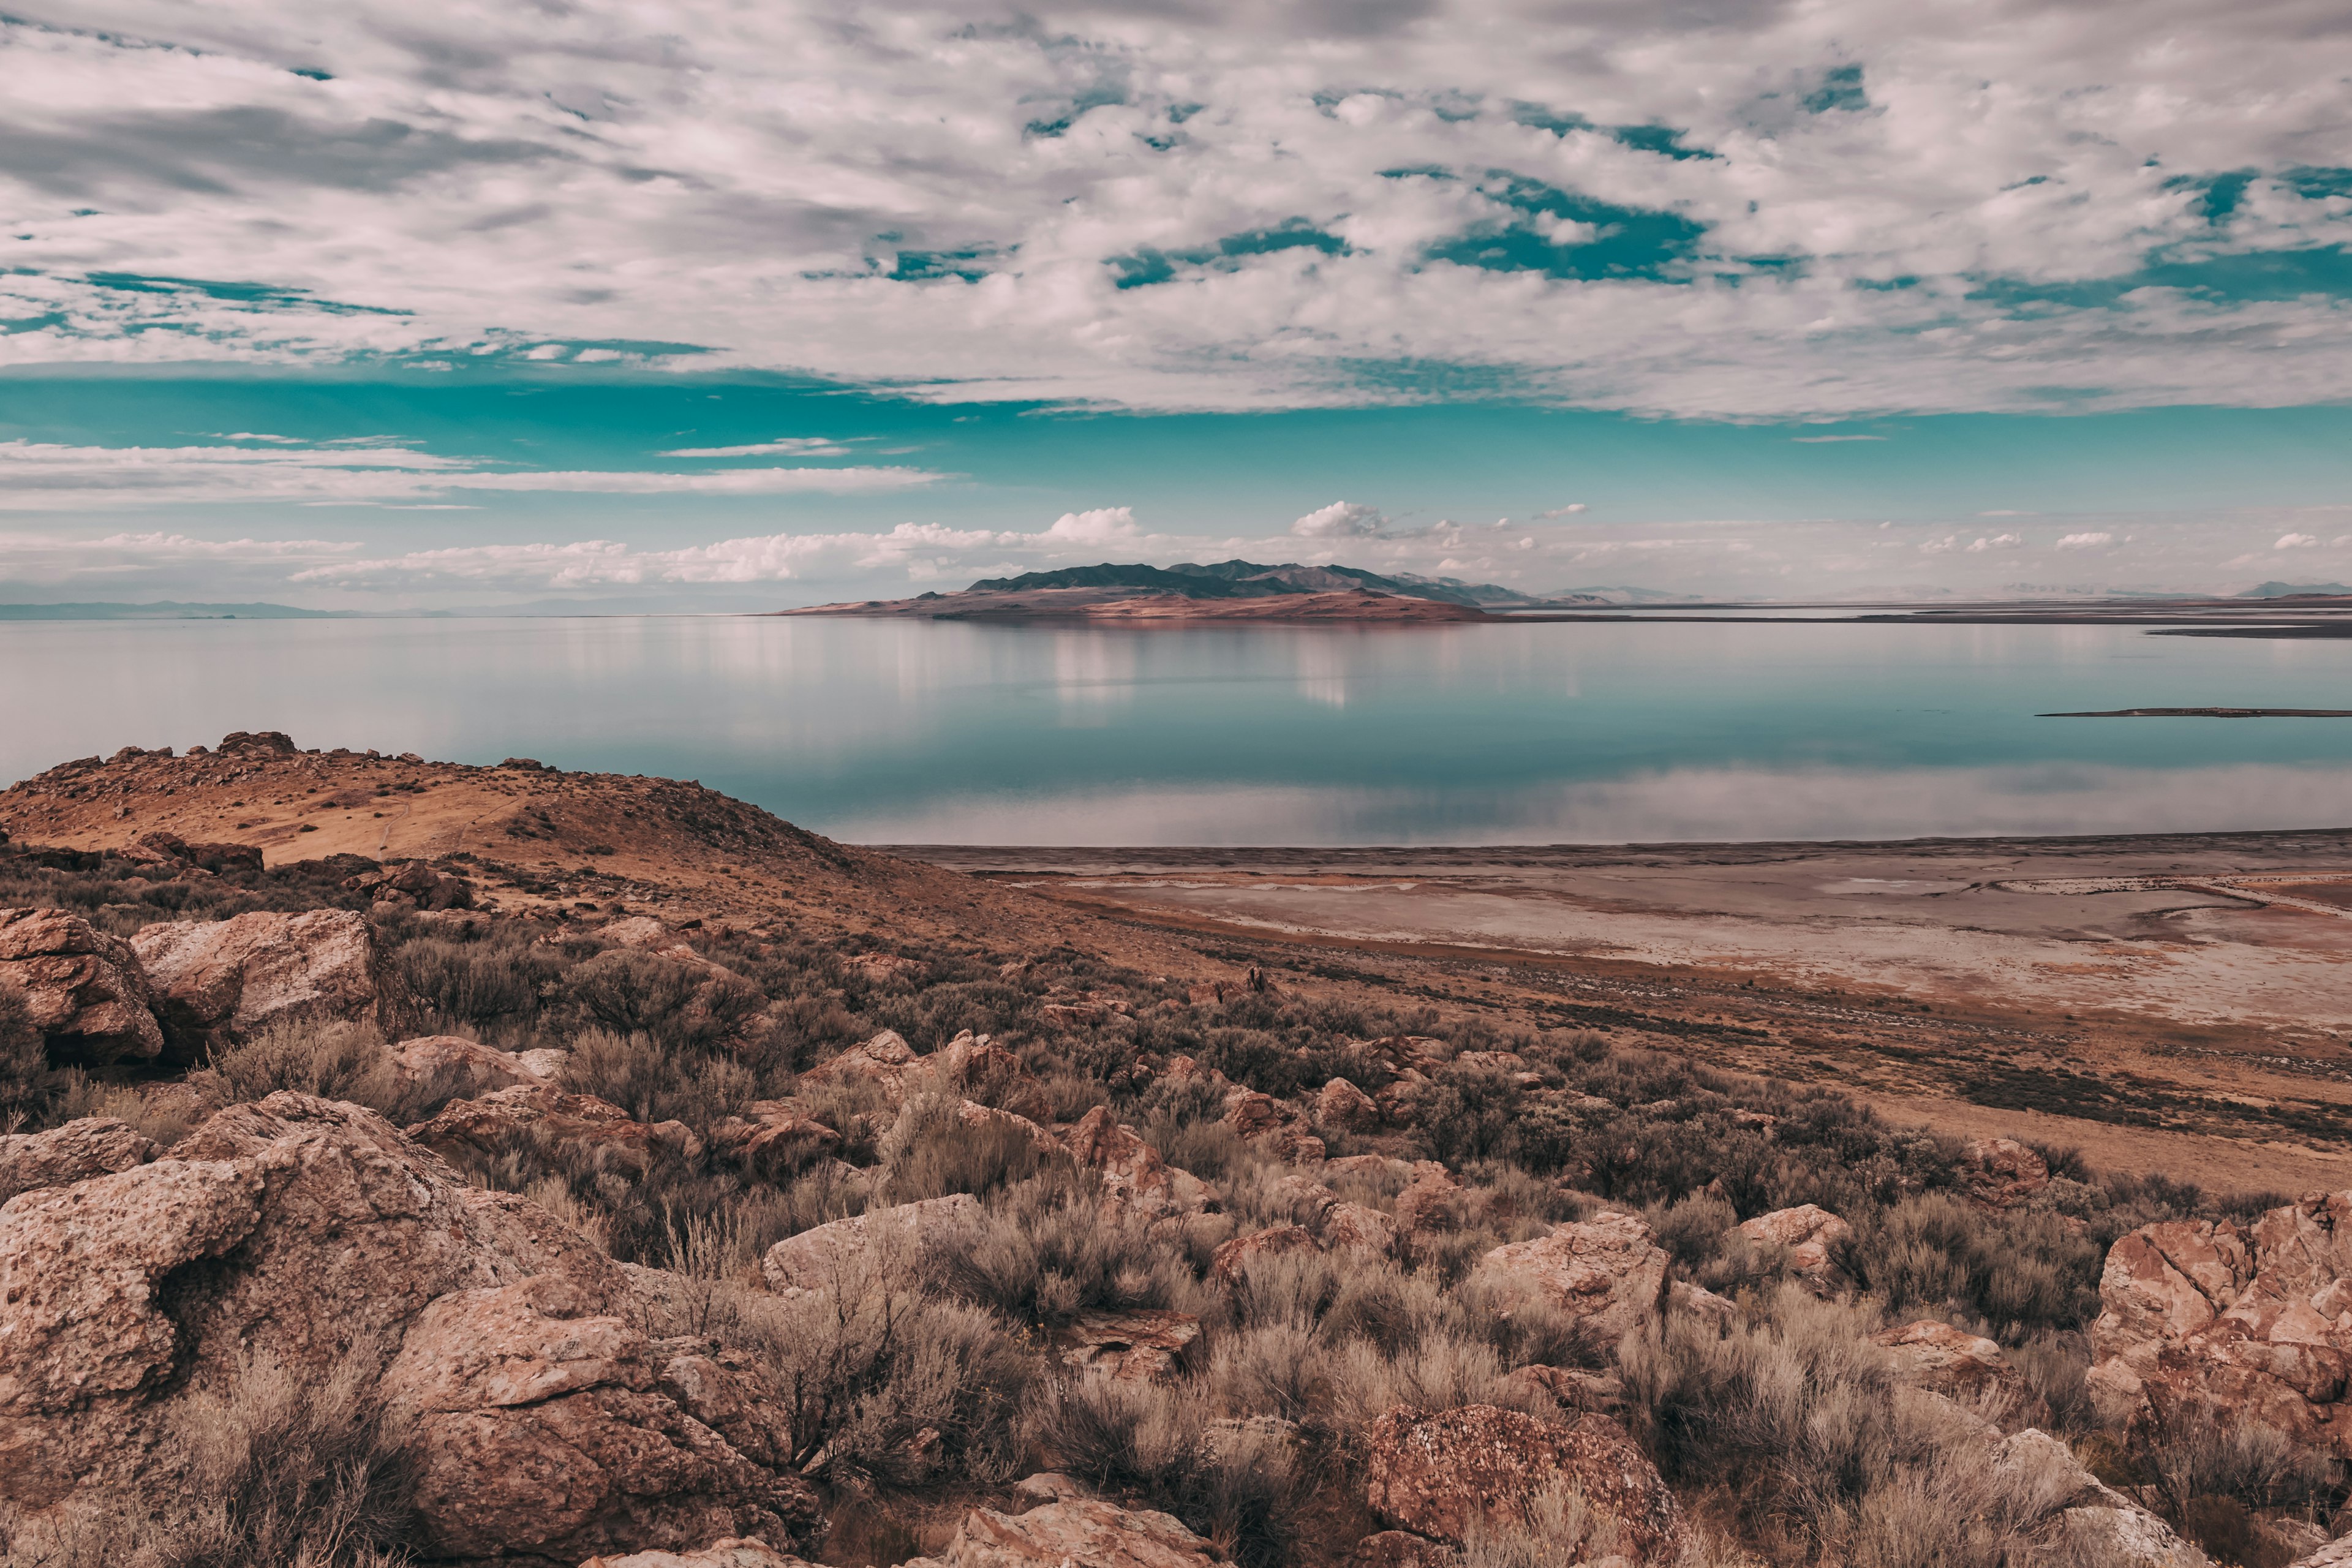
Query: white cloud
1538 504 1589 518
1792 435 1889 443
2056 532 2114 549
1 1 2350 416
1965 532 2024 552
1291 501 1386 538
662 438 858 458
1042 507 1145 545
2276 532 2323 549
0 440 944 508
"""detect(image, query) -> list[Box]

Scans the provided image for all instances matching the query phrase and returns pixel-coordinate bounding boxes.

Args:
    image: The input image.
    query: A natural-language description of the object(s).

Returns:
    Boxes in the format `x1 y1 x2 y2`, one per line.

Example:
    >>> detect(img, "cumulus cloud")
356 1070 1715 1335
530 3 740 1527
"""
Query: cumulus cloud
2056 532 2115 549
0 440 943 508
1043 507 1145 545
1291 501 1387 538
3 1 2351 416
2276 532 2323 549
1966 533 2024 552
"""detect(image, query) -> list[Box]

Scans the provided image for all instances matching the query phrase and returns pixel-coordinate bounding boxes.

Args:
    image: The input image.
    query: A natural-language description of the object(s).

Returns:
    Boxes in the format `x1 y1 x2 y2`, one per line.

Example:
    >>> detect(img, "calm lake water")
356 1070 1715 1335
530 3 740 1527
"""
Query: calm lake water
6 616 2351 845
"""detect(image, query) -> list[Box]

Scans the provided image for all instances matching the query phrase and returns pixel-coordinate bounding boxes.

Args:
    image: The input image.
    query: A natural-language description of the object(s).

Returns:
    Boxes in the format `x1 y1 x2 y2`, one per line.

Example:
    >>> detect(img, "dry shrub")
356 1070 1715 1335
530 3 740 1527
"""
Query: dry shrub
1030 1376 1300 1568
1460 1481 1619 1568
560 1027 756 1129
0 1341 413 1568
1621 1285 2075 1567
197 1020 447 1125
939 1170 1199 1325
876 1092 1041 1205
0 978 43 1124
721 1226 1036 1487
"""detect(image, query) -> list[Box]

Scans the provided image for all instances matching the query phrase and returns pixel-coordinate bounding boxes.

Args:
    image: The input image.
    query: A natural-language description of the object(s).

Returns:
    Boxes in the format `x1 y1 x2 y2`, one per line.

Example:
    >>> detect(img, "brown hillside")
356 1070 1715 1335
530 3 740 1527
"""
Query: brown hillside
0 731 1115 954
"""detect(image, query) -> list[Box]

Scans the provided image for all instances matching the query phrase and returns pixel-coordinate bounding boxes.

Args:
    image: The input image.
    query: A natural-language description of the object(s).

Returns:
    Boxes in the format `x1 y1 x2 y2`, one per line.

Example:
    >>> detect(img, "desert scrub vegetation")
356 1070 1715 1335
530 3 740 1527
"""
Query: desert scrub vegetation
0 1341 413 1568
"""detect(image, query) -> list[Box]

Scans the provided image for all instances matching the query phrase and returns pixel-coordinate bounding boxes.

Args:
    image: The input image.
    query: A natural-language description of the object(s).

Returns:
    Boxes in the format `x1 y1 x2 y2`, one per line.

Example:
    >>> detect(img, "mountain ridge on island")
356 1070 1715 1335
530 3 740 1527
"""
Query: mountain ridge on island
781 558 1613 622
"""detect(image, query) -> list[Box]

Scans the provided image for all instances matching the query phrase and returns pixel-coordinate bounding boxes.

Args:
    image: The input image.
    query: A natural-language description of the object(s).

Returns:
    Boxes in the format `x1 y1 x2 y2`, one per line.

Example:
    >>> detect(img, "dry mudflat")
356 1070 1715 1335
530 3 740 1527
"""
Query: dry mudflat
902 832 2352 1194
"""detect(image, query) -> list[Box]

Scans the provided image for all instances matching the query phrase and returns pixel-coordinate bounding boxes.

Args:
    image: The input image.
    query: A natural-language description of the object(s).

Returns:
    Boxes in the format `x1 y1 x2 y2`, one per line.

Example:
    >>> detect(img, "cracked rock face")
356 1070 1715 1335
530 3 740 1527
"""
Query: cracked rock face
0 1094 821 1560
901 1499 1219 1568
131 910 380 1056
2088 1192 2352 1459
0 907 163 1065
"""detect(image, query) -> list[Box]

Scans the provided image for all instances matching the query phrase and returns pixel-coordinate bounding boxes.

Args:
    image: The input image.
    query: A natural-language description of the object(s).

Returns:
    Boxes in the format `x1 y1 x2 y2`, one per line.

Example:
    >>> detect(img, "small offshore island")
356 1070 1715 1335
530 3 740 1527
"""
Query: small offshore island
778 559 1607 624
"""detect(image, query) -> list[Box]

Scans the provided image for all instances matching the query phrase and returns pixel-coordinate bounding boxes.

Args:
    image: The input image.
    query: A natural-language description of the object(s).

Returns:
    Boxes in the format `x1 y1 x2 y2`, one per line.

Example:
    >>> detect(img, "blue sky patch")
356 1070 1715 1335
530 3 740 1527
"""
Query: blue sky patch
1107 221 1351 289
1421 173 1706 282
1803 65 1869 115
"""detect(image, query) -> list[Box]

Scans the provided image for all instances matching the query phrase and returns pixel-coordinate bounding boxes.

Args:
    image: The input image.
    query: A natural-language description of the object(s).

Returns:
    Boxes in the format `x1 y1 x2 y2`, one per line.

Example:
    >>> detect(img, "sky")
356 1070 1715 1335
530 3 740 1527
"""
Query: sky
2 0 2350 608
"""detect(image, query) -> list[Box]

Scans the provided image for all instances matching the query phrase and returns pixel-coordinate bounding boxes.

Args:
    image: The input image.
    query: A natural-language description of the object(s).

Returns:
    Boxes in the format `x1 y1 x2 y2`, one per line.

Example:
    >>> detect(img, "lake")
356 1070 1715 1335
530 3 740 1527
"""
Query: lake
5 616 2351 845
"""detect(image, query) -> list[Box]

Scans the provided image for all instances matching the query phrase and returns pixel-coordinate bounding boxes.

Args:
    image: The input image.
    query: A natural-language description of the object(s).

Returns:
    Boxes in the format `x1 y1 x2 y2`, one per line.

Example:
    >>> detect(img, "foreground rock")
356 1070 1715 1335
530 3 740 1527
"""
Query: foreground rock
384 1272 817 1563
1994 1428 2212 1567
1468 1210 1669 1351
581 1542 819 1568
901 1499 1219 1568
131 909 379 1053
2087 1191 2352 1459
1061 1309 1201 1382
0 1117 157 1207
1363 1404 1686 1562
0 907 162 1064
0 1093 820 1559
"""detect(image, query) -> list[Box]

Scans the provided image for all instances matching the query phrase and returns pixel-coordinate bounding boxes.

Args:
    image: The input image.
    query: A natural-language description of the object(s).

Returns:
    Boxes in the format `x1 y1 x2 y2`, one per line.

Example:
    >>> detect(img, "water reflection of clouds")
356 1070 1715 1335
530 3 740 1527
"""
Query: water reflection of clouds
1049 631 1139 726
829 763 2352 846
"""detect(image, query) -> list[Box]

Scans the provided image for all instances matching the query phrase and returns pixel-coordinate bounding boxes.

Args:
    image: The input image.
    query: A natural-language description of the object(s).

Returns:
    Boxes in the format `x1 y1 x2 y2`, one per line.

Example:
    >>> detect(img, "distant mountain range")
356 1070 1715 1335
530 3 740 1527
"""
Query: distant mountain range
2238 581 2352 599
0 601 355 620
965 559 1613 607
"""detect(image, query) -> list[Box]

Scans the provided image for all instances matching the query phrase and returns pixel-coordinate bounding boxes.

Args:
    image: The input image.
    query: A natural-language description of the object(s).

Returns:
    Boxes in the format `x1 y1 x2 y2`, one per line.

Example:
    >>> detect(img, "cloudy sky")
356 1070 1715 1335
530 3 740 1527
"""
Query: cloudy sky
3 0 2350 607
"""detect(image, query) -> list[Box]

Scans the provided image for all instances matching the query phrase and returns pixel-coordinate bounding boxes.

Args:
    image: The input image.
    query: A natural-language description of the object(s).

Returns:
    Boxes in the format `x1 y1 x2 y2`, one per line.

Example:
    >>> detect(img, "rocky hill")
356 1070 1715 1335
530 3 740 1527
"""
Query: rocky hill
0 736 2343 1568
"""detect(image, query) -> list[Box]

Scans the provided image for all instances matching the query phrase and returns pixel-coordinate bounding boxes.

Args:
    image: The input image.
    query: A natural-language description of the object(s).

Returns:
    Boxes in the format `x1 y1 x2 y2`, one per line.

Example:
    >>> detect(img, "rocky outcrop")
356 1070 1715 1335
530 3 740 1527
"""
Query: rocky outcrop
1060 1106 1215 1225
132 909 379 1052
0 1095 582 1509
1962 1138 2052 1211
0 1116 157 1207
345 859 475 911
1392 1162 1463 1237
761 1194 984 1294
0 907 162 1064
1363 1404 1686 1562
797 1028 1021 1108
1061 1309 1201 1382
901 1500 1219 1568
407 1084 704 1175
2087 1193 2352 1458
1734 1204 1852 1289
1468 1210 1669 1352
383 1272 818 1563
0 1093 824 1559
1210 1223 1321 1286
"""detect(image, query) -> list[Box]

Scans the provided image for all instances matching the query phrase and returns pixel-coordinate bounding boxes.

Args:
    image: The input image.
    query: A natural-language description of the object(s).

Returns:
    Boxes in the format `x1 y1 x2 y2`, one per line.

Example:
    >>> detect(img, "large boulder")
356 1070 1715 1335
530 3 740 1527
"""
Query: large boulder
1060 1309 1201 1383
1994 1428 2212 1567
388 1033 552 1099
0 907 162 1065
1363 1404 1686 1563
2087 1193 2352 1458
0 1095 601 1509
1468 1210 1669 1352
1210 1223 1321 1286
0 1093 823 1560
902 1500 1219 1568
382 1272 818 1562
708 1102 843 1180
761 1194 984 1294
1317 1076 1381 1131
0 1117 157 1207
131 910 379 1054
582 1542 818 1568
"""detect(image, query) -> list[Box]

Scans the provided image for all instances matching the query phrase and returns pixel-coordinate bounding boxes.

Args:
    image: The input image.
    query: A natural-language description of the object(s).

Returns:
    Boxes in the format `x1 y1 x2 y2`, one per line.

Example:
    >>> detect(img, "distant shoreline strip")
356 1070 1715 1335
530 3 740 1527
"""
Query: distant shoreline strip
2038 707 2352 718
